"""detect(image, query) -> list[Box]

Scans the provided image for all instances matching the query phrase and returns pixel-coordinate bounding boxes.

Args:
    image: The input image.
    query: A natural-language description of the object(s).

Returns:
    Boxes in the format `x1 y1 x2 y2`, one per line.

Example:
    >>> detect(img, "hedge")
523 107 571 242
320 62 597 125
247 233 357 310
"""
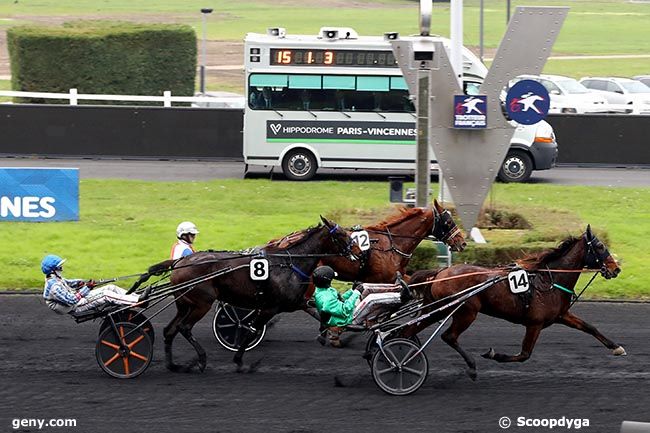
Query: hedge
7 21 197 104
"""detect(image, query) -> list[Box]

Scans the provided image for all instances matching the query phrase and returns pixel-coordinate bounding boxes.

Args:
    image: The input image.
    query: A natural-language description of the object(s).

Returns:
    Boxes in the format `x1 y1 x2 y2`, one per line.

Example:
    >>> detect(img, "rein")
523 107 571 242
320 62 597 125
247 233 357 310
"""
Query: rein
407 268 603 288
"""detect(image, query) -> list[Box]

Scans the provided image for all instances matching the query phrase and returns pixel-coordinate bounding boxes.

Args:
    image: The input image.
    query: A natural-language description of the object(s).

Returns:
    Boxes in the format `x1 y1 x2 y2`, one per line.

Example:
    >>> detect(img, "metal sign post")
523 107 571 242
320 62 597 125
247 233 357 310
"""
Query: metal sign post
392 4 568 235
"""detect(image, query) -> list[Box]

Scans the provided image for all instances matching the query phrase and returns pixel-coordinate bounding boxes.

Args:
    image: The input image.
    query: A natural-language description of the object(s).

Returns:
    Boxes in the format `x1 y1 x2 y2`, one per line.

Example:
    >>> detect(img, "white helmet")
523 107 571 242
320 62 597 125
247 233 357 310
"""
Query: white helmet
176 221 199 238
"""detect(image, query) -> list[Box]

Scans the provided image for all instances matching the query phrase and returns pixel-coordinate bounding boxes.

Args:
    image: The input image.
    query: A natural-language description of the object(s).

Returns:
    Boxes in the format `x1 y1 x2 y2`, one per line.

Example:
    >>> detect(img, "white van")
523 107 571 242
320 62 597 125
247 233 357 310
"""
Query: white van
243 28 557 183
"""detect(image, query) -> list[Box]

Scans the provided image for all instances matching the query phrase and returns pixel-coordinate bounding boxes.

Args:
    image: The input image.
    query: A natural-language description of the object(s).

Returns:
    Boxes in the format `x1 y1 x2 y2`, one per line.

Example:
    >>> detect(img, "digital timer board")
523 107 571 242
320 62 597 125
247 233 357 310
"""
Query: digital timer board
270 49 399 68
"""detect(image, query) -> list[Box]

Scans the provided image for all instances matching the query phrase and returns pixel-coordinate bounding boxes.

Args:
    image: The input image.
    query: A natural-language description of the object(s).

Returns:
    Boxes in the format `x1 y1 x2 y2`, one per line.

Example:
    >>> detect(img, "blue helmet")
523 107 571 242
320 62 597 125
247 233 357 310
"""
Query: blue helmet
41 254 66 275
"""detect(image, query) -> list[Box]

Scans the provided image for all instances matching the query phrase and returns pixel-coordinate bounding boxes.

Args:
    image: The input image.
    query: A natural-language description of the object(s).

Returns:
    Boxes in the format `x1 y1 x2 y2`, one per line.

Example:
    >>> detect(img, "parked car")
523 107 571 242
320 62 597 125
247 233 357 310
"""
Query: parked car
504 74 610 114
579 77 650 115
632 75 650 88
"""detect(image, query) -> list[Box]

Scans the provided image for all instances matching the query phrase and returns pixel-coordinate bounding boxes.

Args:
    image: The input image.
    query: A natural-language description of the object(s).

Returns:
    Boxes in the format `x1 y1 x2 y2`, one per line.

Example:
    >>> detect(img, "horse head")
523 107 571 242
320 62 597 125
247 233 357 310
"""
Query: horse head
320 215 360 261
432 199 467 252
584 225 620 279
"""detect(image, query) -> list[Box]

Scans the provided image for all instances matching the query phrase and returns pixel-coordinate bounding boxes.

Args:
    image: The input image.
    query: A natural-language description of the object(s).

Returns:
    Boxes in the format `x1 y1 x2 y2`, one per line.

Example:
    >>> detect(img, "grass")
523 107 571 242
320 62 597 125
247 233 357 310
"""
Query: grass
3 179 649 300
1 0 649 79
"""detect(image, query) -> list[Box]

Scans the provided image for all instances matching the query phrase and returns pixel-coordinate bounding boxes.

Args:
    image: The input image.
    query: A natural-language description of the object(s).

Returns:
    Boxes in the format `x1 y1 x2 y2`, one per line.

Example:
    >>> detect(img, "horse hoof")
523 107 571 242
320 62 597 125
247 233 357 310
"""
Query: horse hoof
467 368 477 381
316 335 327 346
612 346 627 356
481 348 495 360
248 358 263 373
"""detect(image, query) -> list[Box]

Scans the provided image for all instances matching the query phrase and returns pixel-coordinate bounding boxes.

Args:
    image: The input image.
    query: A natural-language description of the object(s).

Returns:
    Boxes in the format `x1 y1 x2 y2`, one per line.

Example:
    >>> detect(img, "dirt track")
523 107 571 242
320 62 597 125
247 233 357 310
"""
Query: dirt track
0 295 648 433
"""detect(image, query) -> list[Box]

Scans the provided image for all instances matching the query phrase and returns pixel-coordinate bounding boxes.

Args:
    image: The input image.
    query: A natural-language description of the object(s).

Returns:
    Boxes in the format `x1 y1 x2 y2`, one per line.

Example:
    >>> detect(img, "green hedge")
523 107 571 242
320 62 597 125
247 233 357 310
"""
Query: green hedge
406 229 610 272
7 21 196 104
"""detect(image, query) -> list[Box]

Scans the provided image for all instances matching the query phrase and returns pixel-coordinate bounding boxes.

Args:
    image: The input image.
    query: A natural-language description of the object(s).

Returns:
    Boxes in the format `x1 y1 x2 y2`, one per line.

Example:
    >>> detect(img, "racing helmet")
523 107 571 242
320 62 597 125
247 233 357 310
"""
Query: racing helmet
312 266 337 288
41 254 66 275
176 221 199 239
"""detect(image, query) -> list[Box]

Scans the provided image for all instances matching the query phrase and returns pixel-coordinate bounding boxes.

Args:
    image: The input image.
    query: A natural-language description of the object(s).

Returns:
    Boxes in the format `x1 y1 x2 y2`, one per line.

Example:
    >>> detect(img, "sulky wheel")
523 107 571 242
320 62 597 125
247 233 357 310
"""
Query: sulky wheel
371 338 428 396
99 310 154 343
96 321 153 379
364 333 421 367
212 302 266 352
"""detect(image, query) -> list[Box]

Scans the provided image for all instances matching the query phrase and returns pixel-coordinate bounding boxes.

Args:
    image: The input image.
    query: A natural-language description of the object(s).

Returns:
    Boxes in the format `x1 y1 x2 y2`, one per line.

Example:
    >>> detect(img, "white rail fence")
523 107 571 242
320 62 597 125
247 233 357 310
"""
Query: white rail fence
0 89 243 108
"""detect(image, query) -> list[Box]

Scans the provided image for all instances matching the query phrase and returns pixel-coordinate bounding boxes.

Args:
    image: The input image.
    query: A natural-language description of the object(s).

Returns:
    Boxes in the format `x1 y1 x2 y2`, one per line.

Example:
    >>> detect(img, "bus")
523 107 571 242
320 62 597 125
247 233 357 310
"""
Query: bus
243 27 557 182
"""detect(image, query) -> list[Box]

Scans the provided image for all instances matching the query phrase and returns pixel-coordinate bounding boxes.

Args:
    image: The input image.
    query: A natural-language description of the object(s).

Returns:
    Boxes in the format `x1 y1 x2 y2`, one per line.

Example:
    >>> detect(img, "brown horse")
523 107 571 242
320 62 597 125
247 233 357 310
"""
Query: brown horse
141 217 358 372
320 200 466 284
405 225 623 381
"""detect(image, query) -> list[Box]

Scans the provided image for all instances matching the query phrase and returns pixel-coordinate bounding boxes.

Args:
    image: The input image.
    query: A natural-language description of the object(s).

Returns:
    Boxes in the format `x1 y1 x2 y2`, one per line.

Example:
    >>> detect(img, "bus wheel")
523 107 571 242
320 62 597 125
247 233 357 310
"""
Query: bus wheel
282 149 317 181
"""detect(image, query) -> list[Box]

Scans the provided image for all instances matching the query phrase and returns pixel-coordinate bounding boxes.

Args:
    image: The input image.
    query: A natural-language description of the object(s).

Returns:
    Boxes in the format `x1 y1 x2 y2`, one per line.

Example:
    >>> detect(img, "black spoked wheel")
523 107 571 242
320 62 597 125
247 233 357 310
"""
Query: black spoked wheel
371 338 428 396
99 310 154 344
364 333 421 367
96 322 153 379
212 302 266 352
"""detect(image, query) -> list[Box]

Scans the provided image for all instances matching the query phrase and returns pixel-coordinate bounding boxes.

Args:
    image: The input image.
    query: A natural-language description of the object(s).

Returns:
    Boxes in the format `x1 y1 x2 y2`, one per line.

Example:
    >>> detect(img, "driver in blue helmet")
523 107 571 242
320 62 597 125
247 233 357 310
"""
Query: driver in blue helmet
41 254 142 316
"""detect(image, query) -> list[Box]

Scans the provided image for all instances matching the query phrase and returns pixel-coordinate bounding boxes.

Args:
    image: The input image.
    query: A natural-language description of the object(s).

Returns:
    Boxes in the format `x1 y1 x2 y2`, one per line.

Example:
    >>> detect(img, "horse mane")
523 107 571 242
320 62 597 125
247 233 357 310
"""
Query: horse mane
516 236 581 270
264 224 323 250
366 207 428 231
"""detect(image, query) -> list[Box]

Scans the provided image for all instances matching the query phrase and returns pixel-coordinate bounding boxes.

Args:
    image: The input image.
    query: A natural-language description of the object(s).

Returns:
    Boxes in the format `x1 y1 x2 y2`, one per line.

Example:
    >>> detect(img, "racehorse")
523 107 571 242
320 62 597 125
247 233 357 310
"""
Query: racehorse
141 217 358 373
320 200 466 284
405 225 623 381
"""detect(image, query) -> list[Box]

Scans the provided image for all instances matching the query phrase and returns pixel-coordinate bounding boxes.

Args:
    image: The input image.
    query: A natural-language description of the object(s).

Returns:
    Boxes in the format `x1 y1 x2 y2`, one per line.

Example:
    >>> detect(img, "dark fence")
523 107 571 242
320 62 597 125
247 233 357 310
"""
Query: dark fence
0 104 243 160
0 105 648 166
547 114 650 166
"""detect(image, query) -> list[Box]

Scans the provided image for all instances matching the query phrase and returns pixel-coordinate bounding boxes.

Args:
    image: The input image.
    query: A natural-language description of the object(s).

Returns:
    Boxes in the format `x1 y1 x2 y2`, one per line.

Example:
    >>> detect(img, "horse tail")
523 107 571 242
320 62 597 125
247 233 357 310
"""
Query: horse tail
127 259 177 294
148 259 177 275
409 268 442 300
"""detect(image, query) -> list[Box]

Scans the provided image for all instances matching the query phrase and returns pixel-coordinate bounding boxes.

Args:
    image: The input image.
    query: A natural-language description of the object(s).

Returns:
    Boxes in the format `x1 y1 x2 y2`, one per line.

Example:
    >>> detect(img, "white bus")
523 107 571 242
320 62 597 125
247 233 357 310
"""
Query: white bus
243 27 557 182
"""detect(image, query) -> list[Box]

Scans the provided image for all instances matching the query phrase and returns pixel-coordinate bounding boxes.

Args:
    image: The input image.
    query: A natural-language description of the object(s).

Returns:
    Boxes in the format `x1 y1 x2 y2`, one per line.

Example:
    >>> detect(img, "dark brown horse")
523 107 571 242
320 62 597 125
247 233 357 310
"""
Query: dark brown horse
405 225 623 380
142 217 358 372
320 200 466 284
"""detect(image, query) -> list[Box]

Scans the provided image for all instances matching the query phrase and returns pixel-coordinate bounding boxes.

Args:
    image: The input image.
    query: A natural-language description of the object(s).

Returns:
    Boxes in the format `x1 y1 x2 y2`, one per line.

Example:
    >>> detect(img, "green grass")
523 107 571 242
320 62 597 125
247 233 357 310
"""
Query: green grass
543 58 650 80
1 0 649 55
3 179 649 300
0 79 11 103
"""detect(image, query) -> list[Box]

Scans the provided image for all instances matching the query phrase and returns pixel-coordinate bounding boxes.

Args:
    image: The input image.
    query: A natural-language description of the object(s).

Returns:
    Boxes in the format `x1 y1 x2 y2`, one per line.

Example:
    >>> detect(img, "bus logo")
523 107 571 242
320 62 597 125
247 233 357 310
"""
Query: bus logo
270 123 283 135
453 95 487 129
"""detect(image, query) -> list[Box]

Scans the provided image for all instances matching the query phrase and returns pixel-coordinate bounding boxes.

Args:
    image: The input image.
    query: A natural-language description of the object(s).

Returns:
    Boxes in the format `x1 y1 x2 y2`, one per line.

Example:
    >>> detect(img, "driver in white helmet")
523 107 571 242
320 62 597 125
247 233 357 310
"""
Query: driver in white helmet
171 221 199 260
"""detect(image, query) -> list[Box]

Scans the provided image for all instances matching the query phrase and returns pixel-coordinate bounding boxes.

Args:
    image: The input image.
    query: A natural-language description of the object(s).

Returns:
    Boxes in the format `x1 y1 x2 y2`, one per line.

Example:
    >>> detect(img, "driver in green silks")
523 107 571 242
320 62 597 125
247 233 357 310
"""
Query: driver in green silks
312 265 412 347
312 266 361 347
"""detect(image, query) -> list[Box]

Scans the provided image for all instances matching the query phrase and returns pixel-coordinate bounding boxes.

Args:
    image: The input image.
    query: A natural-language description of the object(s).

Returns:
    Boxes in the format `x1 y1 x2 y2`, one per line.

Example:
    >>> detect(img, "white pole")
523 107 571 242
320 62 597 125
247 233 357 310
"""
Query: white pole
450 0 463 88
163 91 172 107
440 0 464 207
69 88 78 106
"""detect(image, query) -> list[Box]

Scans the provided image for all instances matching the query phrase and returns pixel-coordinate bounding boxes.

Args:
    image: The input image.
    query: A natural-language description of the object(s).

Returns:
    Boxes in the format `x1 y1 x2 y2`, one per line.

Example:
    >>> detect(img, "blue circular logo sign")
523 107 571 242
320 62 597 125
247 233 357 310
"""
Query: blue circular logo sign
505 80 550 125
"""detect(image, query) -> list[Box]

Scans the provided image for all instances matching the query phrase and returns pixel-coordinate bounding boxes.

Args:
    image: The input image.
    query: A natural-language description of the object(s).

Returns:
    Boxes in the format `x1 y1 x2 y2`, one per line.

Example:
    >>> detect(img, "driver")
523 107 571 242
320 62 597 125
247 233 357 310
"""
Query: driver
171 221 199 260
312 265 412 347
41 254 143 316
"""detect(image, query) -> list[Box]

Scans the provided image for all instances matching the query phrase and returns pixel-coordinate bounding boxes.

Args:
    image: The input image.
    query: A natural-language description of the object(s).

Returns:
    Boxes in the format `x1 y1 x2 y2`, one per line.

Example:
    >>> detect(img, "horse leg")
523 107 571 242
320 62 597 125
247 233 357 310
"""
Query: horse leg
163 303 191 372
233 309 275 371
440 309 479 381
482 324 542 363
177 303 213 373
558 311 626 356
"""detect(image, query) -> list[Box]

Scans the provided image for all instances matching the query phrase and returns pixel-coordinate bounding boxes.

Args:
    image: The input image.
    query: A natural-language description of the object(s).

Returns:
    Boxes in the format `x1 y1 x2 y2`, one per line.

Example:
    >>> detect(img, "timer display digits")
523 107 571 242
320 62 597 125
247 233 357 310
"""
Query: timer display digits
270 49 398 68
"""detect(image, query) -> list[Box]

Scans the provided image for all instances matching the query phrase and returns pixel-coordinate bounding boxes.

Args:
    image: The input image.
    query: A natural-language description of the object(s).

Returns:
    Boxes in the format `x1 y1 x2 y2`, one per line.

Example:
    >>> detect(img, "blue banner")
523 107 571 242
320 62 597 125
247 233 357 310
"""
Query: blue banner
0 168 79 222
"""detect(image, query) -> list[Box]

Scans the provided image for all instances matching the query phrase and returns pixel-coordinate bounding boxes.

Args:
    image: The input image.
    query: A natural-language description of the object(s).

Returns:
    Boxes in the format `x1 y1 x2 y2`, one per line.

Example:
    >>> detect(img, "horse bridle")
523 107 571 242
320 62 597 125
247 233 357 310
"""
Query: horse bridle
327 224 358 260
584 231 612 275
431 207 461 244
